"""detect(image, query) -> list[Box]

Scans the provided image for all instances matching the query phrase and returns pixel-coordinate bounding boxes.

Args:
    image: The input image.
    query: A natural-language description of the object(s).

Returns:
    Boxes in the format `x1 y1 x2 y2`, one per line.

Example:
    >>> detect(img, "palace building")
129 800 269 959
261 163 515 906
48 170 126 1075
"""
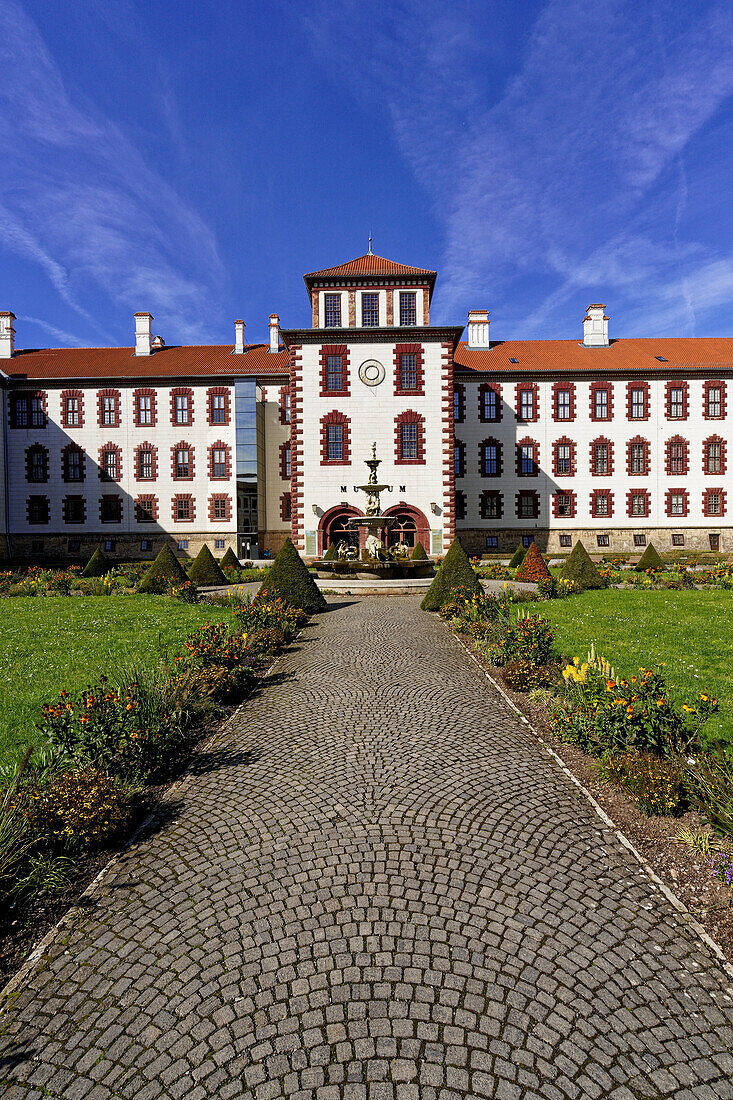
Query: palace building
0 251 731 562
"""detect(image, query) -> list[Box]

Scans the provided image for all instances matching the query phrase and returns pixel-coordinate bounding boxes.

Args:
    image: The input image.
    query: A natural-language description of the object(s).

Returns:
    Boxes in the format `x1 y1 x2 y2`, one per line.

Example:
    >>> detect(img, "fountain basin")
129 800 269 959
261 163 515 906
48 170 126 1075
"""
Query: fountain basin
314 559 433 581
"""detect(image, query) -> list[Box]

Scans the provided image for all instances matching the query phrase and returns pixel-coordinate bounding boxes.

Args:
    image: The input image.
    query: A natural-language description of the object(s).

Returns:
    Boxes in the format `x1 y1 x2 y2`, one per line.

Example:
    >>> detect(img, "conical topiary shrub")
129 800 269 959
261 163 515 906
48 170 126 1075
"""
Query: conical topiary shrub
257 537 326 613
322 542 339 561
560 540 605 590
220 547 240 571
188 544 227 586
515 541 550 582
138 544 188 594
509 544 526 569
635 541 665 572
82 548 108 577
420 538 482 611
411 541 428 561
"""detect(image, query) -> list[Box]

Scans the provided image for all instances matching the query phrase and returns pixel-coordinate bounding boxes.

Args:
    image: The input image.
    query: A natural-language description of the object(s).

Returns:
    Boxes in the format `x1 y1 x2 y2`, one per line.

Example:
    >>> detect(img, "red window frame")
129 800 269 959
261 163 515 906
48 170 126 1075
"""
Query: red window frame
552 437 576 478
319 344 350 397
320 410 351 466
394 410 426 465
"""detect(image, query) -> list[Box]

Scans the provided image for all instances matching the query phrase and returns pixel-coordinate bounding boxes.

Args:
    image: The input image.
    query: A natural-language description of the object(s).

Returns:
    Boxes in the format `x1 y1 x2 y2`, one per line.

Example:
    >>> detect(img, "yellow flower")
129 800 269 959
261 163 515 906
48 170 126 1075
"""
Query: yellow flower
573 656 580 667
682 704 696 714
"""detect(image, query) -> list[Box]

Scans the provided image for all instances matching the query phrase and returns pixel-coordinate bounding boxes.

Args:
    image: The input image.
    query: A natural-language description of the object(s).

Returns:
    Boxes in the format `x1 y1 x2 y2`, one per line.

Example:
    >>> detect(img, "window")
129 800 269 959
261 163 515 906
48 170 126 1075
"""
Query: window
707 386 722 418
634 533 647 547
706 441 722 474
630 442 647 475
63 447 83 483
362 293 379 326
481 441 500 477
454 441 465 478
31 395 45 427
215 539 226 550
137 448 154 480
175 394 189 425
103 539 116 553
327 424 343 462
630 387 646 419
556 389 571 420
481 491 502 519
137 393 152 425
668 441 686 475
486 535 498 549
631 493 647 517
212 497 228 521
141 539 152 551
593 494 610 517
325 293 341 327
559 535 572 548
556 444 571 475
178 540 189 551
556 493 573 517
518 492 538 519
519 444 536 476
672 534 685 547
594 389 608 419
136 497 157 523
668 387 685 419
454 390 461 421
593 442 609 475
670 493 684 516
707 492 722 516
212 448 227 478
483 389 498 421
68 539 81 553
100 496 122 523
400 422 418 460
455 491 466 520
399 292 416 326
519 389 535 420
522 534 534 548
596 534 610 548
709 534 720 552
176 497 191 521
27 447 47 483
281 391 291 424
65 396 80 426
400 353 417 390
28 496 49 524
284 444 291 479
63 496 85 524
326 355 342 392
479 384 501 422
210 393 226 424
175 448 190 479
281 493 292 522
12 396 28 427
102 449 118 481
101 395 116 426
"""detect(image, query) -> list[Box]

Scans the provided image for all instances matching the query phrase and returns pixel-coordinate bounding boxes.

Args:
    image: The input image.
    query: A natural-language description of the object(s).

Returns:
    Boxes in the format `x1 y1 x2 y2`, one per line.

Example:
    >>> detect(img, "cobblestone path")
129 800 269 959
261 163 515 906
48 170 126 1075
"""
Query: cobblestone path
2 598 733 1100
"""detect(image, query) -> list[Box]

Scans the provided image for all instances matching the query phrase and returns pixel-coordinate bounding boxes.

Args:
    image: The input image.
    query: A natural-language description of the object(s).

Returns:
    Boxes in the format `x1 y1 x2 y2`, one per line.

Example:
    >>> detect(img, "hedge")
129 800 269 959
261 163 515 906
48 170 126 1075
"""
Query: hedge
421 538 481 611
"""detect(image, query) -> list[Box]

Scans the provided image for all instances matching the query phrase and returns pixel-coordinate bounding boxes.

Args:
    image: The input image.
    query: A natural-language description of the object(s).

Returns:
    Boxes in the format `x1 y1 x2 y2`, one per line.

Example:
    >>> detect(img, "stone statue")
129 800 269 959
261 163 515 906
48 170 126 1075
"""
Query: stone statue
390 541 409 560
365 534 386 560
337 540 357 560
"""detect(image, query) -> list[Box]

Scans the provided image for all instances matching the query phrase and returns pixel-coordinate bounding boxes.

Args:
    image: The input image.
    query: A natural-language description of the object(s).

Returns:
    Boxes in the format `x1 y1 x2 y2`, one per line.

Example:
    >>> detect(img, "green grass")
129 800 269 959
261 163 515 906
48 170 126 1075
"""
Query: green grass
533 589 733 744
0 596 233 766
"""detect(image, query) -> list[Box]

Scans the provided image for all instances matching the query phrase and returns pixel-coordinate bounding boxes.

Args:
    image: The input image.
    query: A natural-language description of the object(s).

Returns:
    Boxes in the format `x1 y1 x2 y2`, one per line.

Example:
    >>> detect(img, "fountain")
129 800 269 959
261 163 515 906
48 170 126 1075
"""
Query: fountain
314 444 434 581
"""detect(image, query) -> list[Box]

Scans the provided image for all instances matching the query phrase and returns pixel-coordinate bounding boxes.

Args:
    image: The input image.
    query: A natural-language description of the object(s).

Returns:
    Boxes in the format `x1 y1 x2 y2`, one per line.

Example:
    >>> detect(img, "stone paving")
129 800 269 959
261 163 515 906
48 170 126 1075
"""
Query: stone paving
2 597 733 1100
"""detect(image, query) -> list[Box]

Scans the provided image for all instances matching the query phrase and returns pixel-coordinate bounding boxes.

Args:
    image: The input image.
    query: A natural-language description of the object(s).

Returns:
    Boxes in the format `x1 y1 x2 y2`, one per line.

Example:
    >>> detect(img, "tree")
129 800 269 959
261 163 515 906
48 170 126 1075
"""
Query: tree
138 544 188 593
420 538 482 611
559 540 605 590
411 541 428 560
508 544 526 569
81 548 108 578
322 542 339 561
635 541 665 572
257 537 326 612
188 544 227 585
515 541 550 582
220 547 240 571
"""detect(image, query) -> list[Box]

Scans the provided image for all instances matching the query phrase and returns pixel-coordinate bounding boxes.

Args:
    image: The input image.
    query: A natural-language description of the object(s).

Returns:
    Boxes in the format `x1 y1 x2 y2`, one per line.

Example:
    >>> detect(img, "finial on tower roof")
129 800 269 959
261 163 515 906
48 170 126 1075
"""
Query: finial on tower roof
368 234 372 255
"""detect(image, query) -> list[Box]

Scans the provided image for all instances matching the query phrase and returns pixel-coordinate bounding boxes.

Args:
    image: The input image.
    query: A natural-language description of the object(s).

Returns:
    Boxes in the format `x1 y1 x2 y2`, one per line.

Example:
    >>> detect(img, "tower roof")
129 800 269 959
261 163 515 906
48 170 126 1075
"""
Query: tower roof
304 252 436 282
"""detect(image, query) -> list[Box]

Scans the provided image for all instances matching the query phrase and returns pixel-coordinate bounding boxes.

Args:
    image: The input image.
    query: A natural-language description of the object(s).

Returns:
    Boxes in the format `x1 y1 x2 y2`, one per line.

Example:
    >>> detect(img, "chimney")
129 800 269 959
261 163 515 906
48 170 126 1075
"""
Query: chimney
467 309 490 349
234 319 246 354
0 311 15 358
134 312 153 356
583 304 609 347
269 313 280 353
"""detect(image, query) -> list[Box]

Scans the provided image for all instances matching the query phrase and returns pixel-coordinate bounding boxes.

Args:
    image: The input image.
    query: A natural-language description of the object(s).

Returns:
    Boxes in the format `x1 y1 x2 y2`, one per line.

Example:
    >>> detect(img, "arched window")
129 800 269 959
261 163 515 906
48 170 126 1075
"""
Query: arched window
387 512 417 549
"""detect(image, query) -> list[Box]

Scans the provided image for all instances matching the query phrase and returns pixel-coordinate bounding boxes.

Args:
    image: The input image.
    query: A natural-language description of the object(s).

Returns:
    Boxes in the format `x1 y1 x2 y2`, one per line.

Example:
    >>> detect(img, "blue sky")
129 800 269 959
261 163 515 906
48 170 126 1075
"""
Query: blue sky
1 0 732 350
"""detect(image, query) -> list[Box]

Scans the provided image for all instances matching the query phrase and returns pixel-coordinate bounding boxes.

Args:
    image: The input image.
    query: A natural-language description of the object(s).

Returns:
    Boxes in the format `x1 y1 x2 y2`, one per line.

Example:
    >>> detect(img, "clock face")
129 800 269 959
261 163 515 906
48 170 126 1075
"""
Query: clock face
359 359 385 387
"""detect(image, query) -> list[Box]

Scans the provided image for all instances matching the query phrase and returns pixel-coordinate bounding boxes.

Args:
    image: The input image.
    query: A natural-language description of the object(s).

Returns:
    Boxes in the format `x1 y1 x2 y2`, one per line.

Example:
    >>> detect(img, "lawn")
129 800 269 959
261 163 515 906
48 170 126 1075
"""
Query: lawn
534 588 733 744
0 596 234 766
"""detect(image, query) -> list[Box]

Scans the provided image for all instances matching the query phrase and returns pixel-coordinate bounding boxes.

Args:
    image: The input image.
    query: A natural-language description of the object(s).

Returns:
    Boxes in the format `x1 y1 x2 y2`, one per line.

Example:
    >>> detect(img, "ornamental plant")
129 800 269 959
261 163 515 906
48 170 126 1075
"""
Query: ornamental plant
411 541 428 561
82 548 108 578
421 538 481 611
182 621 254 670
508 544 526 569
560 541 605 590
635 541 665 572
598 752 687 815
220 547 240 571
171 580 198 603
515 542 550 582
188 544 227 586
257 537 326 613
138 544 188 594
24 767 131 849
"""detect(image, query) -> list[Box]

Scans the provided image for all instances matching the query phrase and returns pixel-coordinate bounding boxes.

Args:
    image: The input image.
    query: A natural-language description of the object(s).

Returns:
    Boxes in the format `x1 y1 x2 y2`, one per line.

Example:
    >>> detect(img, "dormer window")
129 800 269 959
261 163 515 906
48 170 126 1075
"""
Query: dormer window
399 292 416 326
362 293 379 326
325 294 341 327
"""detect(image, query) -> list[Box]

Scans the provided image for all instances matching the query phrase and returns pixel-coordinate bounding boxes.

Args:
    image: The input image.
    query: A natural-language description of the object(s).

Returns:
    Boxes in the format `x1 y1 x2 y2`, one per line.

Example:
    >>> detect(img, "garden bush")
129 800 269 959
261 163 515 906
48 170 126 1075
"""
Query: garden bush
411 541 428 561
635 541 665 572
182 621 254 670
322 542 339 561
24 767 131 849
599 752 687 816
220 547 240 571
188 545 227 586
257 537 326 613
515 542 550 582
170 580 198 603
502 660 560 693
484 612 555 668
181 664 254 704
138 544 188 593
233 594 304 640
246 627 286 655
508 544 527 569
81 548 108 578
560 541 605 590
421 538 481 611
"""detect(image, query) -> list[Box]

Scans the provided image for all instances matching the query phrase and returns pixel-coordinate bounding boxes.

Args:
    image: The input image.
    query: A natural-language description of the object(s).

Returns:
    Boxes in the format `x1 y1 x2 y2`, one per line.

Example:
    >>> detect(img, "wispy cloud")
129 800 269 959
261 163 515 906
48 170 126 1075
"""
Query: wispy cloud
0 0 225 345
17 315 89 348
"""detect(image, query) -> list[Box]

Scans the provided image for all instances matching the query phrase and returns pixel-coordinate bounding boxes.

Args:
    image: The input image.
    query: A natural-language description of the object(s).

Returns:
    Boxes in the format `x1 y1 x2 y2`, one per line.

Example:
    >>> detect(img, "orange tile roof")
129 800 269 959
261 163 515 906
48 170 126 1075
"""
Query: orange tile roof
304 252 437 280
454 338 733 374
5 343 289 381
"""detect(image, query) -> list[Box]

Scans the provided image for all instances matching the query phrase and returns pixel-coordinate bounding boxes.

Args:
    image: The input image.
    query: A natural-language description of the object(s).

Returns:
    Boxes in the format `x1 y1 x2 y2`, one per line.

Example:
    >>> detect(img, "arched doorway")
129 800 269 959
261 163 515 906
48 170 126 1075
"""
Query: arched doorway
318 505 364 555
382 504 431 554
